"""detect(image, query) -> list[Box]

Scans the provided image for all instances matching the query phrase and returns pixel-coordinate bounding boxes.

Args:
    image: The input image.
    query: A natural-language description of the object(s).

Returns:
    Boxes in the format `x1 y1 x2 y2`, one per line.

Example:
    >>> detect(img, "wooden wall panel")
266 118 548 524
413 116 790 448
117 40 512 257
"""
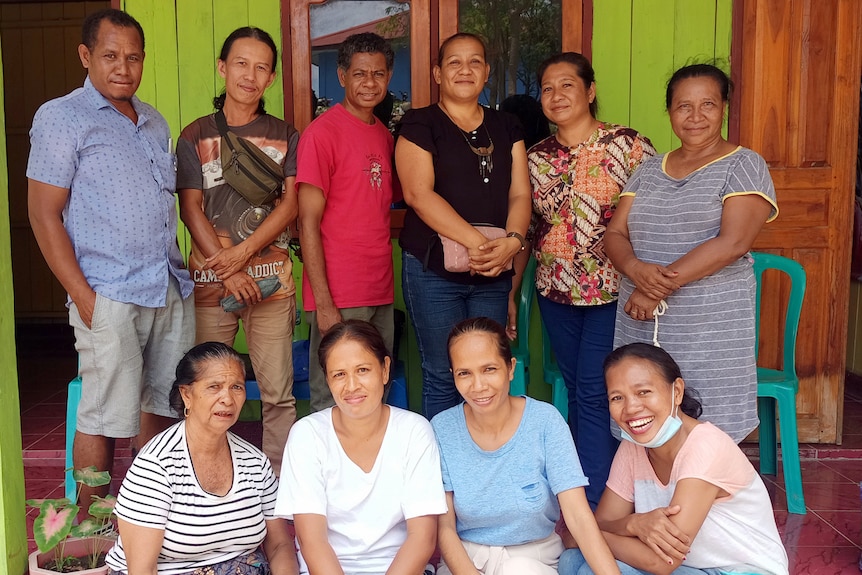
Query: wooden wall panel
739 0 862 442
801 1 835 165
592 0 732 154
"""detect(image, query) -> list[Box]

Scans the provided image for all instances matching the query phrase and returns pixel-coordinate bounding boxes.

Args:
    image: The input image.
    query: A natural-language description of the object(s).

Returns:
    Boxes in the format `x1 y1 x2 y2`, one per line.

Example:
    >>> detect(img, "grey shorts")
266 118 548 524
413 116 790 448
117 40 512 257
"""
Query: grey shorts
68 278 195 437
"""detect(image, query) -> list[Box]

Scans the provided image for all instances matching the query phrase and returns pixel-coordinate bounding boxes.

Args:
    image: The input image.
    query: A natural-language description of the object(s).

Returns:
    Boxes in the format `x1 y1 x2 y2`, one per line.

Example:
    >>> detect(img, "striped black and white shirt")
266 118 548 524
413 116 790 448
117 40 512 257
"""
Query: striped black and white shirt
105 421 278 574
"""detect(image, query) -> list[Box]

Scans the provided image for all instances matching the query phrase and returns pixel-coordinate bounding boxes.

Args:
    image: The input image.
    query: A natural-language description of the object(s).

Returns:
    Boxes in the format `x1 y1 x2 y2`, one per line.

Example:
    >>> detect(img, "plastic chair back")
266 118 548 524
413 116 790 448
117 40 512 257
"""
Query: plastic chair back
752 252 806 387
540 322 569 419
511 257 538 365
751 251 807 514
510 257 537 395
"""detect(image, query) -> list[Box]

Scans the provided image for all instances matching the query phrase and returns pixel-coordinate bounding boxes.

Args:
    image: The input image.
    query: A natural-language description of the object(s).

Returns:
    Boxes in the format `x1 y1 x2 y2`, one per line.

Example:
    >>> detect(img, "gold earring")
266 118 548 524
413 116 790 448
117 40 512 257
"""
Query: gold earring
183 406 190 417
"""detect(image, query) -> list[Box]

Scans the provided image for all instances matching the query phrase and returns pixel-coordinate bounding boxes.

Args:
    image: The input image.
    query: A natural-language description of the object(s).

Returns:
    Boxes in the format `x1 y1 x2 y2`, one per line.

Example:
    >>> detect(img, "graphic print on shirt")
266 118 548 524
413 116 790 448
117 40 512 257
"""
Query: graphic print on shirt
364 152 389 190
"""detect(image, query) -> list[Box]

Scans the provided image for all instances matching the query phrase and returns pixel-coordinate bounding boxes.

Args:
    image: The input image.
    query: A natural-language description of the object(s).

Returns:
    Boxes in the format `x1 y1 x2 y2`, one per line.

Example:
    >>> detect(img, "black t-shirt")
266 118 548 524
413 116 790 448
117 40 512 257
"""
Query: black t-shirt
397 104 524 284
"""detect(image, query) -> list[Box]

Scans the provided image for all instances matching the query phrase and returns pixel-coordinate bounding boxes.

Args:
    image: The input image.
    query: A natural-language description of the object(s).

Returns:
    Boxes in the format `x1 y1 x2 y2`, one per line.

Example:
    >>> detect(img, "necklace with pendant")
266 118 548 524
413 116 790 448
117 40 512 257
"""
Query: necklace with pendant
458 123 494 183
439 102 495 182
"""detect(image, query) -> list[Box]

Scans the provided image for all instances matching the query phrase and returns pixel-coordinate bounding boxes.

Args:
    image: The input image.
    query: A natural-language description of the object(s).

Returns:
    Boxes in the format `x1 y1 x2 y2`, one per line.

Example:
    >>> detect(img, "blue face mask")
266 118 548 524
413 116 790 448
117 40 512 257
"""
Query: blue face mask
620 386 682 449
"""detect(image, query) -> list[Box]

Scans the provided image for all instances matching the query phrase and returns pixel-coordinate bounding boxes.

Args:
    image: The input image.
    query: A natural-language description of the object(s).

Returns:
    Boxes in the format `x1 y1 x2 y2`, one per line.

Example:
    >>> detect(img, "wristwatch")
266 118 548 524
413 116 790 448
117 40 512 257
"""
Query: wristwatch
506 231 527 252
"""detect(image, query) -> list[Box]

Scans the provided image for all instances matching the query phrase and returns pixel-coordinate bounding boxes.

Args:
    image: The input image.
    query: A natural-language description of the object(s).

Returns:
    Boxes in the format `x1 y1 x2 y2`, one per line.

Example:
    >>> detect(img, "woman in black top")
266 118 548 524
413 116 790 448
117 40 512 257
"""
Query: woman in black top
395 32 531 419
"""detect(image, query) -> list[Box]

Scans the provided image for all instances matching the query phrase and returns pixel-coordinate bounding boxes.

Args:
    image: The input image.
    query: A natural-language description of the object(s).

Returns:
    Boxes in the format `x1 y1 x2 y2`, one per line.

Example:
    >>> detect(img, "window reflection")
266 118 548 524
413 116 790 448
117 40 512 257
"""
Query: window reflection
311 0 411 130
458 0 561 107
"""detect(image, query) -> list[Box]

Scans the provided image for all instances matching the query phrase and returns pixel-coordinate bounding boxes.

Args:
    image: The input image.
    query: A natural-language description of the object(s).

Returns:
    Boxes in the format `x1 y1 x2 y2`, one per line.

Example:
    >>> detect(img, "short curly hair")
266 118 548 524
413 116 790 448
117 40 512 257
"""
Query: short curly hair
337 32 394 71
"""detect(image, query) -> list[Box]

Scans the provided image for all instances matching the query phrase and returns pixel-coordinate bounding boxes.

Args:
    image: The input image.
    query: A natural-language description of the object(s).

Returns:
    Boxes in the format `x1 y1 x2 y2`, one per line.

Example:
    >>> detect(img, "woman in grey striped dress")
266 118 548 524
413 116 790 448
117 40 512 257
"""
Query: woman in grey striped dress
605 64 778 442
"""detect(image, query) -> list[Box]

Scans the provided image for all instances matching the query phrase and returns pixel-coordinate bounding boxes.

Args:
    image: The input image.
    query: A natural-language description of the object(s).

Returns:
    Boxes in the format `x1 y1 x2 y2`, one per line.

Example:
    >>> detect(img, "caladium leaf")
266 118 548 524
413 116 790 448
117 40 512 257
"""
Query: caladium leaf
32 501 78 554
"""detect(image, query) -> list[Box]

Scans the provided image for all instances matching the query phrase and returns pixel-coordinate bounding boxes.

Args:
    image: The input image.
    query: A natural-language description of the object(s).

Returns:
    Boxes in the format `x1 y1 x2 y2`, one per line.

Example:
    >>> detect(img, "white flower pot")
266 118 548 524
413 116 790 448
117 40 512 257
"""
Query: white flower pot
28 536 113 574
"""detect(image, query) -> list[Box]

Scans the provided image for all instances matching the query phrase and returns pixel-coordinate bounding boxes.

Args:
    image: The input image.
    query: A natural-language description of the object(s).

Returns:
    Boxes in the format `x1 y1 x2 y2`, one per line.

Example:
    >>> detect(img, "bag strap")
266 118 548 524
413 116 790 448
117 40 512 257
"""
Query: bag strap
214 109 233 146
214 110 283 181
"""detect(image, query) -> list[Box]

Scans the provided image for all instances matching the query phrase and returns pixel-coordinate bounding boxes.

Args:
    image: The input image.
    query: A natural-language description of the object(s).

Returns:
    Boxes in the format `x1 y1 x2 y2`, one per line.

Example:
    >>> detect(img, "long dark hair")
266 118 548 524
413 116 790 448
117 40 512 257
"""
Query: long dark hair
604 343 702 418
213 27 278 114
168 342 245 416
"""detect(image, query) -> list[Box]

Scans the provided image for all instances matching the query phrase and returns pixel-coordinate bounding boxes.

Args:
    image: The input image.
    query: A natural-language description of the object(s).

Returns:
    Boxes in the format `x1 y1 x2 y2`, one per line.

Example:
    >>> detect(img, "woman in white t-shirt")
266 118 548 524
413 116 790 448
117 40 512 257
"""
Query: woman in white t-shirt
559 343 788 575
275 320 447 575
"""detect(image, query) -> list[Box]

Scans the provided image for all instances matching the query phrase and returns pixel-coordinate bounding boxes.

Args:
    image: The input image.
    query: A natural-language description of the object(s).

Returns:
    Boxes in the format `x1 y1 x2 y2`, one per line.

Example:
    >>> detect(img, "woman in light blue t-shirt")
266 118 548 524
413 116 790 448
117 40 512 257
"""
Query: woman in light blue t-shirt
430 317 620 575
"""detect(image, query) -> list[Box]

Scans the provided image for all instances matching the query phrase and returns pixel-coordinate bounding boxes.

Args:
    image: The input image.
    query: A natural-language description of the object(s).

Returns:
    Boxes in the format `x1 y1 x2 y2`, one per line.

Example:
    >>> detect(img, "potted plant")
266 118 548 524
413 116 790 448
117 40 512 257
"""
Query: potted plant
26 466 117 574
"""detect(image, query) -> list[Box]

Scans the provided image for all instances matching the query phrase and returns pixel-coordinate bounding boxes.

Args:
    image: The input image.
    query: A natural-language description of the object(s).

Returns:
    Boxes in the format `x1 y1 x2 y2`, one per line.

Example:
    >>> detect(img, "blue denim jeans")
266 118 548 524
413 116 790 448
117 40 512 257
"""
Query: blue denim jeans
402 252 510 419
537 295 619 509
558 549 730 575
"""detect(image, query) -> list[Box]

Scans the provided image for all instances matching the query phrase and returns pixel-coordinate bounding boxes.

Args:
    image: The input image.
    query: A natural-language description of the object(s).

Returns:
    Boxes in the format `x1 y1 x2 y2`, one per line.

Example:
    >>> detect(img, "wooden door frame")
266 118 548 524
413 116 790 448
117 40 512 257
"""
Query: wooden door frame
281 0 592 122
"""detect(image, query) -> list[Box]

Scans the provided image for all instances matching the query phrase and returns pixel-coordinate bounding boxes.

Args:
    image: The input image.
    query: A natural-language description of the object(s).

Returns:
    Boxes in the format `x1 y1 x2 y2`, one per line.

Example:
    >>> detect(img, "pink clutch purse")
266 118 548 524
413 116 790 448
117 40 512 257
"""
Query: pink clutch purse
438 225 511 273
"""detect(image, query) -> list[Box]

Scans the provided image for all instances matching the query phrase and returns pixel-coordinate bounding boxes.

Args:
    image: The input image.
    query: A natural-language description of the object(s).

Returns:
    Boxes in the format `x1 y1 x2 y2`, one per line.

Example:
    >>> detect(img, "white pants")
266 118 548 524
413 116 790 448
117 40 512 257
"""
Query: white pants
438 532 564 575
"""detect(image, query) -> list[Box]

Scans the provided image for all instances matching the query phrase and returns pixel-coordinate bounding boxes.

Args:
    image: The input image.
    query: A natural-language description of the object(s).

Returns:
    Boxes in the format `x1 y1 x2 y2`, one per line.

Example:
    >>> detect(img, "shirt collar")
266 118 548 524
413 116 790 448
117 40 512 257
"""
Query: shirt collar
83 76 147 126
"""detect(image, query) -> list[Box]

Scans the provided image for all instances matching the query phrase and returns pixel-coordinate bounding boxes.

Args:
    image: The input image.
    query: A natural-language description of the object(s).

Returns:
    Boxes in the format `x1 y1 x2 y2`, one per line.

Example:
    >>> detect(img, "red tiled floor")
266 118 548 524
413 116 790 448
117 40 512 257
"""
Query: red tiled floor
772 460 853 484
21 465 65 482
24 480 64 501
21 402 69 418
788 545 862 574
812 511 862 547
18 417 64 436
825 459 862 482
795 482 862 512
26 433 68 452
776 510 858 548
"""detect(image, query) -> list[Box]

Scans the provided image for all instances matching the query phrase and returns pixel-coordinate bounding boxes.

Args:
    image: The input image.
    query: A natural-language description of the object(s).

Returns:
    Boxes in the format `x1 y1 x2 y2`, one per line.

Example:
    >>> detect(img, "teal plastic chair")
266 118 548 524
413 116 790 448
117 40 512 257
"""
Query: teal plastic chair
510 257 537 396
65 375 82 501
541 323 569 420
752 252 807 514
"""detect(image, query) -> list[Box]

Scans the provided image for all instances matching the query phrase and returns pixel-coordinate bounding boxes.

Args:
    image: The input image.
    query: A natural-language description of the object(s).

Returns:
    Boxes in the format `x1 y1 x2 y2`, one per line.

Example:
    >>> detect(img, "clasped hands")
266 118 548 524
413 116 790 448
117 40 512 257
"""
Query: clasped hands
626 505 692 566
206 245 262 307
624 261 679 321
466 235 521 277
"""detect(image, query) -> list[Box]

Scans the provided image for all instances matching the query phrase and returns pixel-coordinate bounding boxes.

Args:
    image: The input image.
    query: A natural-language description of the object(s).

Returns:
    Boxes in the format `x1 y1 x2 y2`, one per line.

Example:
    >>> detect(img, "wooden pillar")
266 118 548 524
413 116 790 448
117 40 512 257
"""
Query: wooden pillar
0 35 27 575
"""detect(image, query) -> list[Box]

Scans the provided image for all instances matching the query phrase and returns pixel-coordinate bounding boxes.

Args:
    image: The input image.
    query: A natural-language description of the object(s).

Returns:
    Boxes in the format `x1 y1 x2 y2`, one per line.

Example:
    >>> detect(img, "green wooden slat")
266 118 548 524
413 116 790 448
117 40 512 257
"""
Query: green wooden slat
176 1 216 131
174 0 216 259
0 33 29 575
248 0 285 120
630 0 675 153
122 1 188 256
670 0 717 149
122 0 156 105
592 0 634 127
716 0 732 139
673 0 716 68
149 1 181 136
213 0 249 101
715 0 732 66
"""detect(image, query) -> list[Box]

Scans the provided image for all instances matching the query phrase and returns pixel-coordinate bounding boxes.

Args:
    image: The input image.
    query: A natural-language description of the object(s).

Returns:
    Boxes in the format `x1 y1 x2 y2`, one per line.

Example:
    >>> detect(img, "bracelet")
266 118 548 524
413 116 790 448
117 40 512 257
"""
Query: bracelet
506 231 526 252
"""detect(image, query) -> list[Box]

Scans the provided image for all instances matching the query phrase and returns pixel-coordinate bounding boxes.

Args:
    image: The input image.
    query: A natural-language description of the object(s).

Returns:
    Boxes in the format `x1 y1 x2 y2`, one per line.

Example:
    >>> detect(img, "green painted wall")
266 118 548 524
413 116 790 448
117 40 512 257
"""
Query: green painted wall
0 37 27 575
592 0 732 153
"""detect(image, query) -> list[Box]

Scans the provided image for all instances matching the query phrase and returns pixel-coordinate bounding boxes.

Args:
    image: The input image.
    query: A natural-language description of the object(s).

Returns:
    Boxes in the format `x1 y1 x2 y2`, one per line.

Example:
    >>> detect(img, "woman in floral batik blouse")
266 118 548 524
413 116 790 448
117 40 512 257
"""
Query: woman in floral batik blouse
526 52 655 509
